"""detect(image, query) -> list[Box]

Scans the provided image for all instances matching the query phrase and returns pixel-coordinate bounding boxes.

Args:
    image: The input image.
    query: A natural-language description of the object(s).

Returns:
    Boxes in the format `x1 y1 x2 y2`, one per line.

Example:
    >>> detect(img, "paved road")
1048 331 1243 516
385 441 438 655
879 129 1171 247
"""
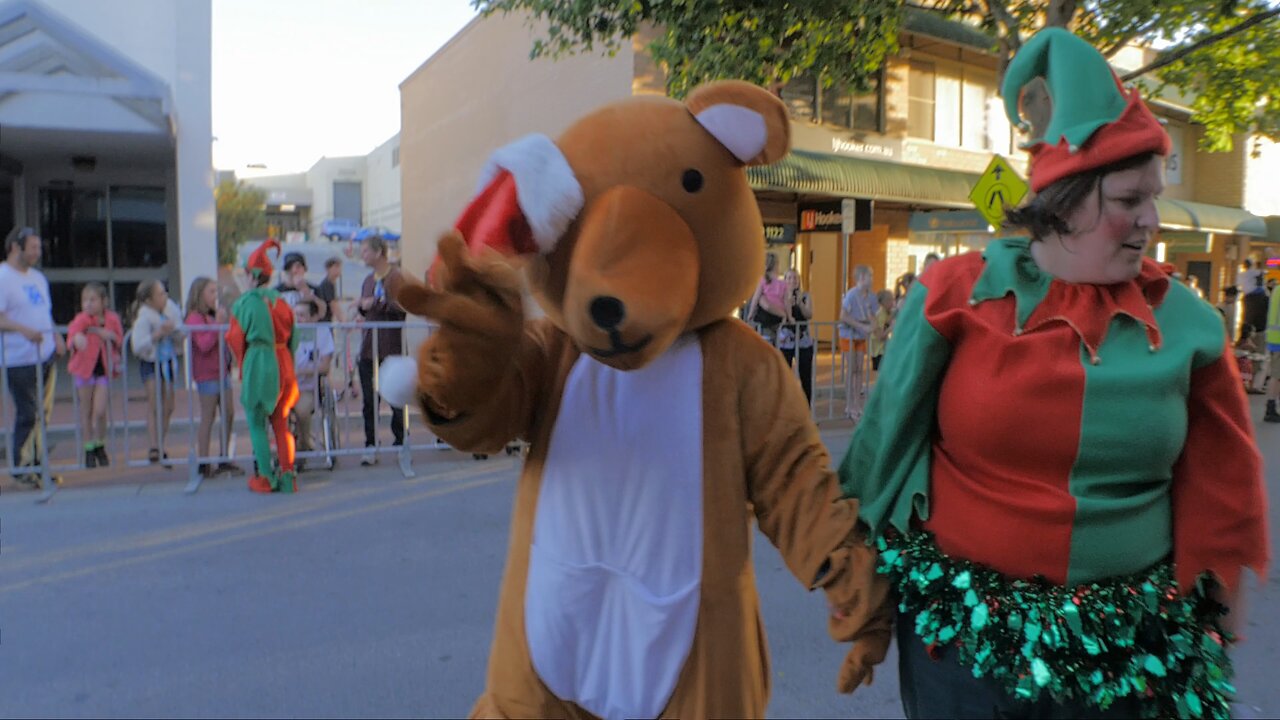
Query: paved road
1 404 1276 718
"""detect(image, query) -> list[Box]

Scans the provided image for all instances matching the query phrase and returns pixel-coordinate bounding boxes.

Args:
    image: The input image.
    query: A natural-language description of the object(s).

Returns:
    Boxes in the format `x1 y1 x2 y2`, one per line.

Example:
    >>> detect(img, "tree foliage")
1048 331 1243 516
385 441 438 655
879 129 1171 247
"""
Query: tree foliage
472 0 1280 151
214 179 265 267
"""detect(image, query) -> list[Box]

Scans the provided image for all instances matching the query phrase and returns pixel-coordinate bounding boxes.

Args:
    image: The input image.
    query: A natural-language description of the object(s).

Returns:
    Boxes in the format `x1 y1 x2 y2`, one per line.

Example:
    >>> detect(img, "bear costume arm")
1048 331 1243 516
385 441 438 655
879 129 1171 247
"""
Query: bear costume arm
718 321 893 689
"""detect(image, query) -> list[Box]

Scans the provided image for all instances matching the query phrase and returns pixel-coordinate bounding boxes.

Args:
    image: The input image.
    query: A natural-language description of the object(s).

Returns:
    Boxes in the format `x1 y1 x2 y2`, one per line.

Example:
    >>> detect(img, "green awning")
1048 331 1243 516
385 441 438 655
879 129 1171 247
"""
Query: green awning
1154 198 1267 237
751 149 1268 237
749 149 980 208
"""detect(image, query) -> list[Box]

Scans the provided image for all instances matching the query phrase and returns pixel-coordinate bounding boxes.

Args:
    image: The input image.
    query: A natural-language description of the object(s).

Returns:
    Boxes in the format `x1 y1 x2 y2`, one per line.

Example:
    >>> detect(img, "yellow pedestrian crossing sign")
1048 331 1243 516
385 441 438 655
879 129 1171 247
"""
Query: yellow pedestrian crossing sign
969 155 1028 230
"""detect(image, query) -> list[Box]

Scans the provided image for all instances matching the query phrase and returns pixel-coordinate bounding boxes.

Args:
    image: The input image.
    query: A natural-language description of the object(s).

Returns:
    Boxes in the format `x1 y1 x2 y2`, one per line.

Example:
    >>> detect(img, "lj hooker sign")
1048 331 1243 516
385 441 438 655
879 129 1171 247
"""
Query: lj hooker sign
799 199 872 232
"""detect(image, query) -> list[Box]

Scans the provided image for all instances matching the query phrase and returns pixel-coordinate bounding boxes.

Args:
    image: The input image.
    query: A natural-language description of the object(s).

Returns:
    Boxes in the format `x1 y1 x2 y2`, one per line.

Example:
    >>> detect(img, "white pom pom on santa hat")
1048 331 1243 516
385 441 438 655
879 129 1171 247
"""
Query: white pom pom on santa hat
462 134 584 256
378 355 420 410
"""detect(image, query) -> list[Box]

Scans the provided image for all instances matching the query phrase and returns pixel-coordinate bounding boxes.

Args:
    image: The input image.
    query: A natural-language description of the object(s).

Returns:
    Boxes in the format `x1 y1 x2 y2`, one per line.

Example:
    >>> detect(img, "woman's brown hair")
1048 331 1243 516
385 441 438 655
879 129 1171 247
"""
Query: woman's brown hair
1004 152 1158 239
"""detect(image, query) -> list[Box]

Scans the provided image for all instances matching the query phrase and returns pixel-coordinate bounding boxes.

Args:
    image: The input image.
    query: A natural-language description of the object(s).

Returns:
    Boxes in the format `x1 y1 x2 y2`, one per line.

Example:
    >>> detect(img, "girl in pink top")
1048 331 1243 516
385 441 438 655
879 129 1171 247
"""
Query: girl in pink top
66 282 123 468
185 277 242 478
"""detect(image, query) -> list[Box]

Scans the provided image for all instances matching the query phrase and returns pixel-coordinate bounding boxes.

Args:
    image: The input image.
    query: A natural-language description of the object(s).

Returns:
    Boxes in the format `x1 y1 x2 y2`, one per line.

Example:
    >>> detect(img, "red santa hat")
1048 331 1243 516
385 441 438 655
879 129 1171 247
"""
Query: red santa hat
246 238 280 280
431 134 583 282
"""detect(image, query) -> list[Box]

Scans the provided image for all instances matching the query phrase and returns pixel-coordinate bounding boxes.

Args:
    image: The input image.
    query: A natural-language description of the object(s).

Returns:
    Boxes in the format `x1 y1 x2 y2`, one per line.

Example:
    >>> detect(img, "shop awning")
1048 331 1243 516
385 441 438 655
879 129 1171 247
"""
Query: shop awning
1154 198 1268 237
748 149 979 208
751 149 1269 237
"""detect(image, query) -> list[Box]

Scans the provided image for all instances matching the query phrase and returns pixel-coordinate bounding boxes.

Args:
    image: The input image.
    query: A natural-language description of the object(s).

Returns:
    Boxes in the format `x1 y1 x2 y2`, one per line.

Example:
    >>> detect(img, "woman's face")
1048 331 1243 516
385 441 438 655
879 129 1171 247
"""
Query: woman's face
201 282 219 312
1056 154 1164 284
784 269 799 290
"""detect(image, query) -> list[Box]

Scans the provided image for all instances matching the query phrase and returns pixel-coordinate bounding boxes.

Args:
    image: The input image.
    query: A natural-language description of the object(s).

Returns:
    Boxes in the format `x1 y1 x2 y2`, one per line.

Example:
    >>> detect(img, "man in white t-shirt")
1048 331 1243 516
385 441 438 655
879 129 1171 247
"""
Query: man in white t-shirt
291 299 334 471
0 227 67 486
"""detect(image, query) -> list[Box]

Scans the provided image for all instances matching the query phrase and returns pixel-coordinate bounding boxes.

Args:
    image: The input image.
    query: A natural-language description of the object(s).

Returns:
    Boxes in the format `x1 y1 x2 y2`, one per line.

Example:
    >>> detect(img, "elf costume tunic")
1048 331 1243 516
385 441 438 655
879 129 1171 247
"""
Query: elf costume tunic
840 27 1269 720
227 239 300 494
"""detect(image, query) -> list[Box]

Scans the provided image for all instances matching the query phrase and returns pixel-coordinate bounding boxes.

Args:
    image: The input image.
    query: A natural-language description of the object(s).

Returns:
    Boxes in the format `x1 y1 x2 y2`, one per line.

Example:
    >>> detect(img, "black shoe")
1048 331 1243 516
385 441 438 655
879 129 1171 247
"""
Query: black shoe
94 446 109 467
1265 412 1280 423
84 449 98 469
296 459 308 473
216 462 245 476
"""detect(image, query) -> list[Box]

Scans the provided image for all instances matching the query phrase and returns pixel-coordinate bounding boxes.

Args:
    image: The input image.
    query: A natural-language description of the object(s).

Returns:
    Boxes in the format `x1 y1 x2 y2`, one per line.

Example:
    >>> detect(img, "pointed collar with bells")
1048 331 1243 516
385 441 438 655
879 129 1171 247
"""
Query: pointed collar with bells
969 237 1170 365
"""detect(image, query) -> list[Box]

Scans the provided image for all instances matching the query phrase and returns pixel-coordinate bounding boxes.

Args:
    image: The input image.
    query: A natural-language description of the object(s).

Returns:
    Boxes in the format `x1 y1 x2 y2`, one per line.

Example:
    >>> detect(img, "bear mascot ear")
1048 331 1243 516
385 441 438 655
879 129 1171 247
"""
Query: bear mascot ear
685 80 791 167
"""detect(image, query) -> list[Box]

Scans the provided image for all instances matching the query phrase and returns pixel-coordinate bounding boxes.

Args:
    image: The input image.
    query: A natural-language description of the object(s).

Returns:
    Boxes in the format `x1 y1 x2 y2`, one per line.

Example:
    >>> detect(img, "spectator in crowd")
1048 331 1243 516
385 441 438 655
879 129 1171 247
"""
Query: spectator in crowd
0 226 66 487
1234 324 1264 395
1266 281 1280 423
66 282 123 468
1217 285 1239 341
129 279 184 464
186 276 242 479
745 252 787 344
776 268 814 405
869 288 896 376
838 264 876 422
291 298 334 472
276 252 332 322
320 256 345 323
921 252 941 275
357 235 412 476
1240 258 1268 335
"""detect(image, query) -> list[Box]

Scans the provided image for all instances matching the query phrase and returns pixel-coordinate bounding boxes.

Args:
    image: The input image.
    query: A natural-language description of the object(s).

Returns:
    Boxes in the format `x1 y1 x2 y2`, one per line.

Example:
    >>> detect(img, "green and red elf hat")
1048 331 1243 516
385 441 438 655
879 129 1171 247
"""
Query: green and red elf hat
246 237 281 280
1002 27 1171 192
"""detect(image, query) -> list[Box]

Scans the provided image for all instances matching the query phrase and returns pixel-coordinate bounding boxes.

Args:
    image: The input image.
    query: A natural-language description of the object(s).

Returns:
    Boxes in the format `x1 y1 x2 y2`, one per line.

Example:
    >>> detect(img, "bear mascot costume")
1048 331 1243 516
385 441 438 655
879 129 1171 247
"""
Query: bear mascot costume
380 80 892 720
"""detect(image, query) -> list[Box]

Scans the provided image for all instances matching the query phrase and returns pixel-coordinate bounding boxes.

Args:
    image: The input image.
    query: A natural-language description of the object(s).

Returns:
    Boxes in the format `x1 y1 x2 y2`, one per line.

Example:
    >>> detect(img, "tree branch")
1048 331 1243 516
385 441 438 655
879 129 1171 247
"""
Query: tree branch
981 0 1022 50
1120 6 1280 81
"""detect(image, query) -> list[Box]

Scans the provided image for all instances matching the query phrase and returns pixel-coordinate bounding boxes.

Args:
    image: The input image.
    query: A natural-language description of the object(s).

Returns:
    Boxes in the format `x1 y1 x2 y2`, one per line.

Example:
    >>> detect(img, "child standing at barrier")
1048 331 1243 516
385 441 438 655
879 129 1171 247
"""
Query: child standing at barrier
186 276 242 479
129 279 183 464
291 299 334 472
66 283 123 468
228 239 299 494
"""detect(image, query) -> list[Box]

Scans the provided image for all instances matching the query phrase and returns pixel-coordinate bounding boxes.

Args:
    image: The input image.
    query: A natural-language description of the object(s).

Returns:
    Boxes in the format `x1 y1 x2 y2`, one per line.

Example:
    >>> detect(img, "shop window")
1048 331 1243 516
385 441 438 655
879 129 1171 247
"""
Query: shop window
48 282 81 326
110 186 168 268
821 73 883 132
781 74 816 121
908 60 936 140
114 281 141 323
39 188 107 269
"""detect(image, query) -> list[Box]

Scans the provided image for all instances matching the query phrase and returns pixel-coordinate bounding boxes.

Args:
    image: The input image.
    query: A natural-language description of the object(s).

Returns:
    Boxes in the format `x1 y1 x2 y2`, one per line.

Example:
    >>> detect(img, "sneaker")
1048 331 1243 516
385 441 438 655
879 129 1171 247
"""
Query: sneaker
94 446 110 468
1265 412 1280 424
361 448 377 466
84 449 98 469
216 462 245 476
397 446 416 478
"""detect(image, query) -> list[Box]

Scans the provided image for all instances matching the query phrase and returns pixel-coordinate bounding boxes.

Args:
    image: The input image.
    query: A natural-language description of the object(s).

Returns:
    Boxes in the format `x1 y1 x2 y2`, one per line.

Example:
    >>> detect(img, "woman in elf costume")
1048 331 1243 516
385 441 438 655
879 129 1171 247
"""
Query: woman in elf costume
227 238 300 494
840 28 1268 719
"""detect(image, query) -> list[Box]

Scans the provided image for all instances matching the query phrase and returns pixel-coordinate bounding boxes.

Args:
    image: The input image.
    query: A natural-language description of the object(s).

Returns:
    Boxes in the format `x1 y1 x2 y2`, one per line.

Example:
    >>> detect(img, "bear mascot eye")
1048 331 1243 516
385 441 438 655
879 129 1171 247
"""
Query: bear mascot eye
681 169 704 193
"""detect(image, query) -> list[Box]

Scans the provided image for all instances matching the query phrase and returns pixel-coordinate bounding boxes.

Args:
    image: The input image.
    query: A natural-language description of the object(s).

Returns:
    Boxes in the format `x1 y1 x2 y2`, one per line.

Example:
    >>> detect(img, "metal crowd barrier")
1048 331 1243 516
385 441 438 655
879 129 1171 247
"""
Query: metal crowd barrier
2 316 887 504
745 320 875 424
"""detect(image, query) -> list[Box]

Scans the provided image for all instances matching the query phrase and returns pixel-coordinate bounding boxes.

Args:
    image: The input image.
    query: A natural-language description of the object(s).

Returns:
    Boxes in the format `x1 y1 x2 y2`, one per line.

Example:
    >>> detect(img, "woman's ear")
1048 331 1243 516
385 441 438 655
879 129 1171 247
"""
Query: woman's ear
685 80 791 166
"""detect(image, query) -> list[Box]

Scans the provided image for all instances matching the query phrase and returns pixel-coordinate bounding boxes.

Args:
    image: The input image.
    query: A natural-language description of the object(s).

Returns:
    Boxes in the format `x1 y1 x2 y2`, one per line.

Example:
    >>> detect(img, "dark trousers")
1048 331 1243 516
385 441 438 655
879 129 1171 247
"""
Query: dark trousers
6 362 53 474
358 358 405 448
896 612 1142 720
780 344 814 406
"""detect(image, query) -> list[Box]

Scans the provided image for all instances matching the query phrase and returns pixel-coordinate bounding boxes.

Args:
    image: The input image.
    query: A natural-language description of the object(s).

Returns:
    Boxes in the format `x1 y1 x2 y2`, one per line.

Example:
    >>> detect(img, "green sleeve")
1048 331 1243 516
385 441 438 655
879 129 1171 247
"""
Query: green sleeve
838 281 951 538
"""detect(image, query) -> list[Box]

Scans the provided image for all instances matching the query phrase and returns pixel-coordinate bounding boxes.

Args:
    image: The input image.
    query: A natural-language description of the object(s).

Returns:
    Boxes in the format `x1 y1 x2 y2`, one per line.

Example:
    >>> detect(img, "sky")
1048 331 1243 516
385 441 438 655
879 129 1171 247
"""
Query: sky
211 0 479 176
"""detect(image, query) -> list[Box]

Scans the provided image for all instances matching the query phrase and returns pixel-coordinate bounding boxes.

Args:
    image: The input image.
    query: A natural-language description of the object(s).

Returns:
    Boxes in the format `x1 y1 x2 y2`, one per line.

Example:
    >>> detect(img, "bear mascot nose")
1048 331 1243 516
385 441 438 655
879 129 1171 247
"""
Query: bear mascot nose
588 296 626 330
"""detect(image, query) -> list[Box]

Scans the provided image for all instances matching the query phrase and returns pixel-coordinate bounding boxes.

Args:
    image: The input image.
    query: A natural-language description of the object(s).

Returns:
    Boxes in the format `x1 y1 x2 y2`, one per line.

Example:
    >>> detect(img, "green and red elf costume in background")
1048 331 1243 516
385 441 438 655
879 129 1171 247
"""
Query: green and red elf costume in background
227 238 300 494
840 28 1268 719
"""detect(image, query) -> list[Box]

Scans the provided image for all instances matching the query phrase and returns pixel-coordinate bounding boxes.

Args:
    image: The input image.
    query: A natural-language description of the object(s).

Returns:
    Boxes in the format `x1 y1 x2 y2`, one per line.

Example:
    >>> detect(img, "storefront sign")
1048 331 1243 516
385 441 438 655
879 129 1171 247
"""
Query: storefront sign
799 199 872 232
909 209 992 233
831 137 895 159
764 223 797 245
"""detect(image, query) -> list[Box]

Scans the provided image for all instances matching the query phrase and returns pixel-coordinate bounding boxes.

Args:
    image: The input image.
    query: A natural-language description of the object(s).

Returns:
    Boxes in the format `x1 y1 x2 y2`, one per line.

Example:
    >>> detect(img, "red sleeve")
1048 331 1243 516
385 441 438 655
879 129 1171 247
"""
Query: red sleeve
226 316 246 367
66 313 90 339
1171 349 1270 593
187 312 219 353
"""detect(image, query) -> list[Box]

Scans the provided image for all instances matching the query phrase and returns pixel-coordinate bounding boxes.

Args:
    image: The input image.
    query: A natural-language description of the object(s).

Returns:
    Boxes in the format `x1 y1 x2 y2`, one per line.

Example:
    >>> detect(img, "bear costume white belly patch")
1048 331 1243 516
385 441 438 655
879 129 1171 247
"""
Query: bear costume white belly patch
526 333 704 720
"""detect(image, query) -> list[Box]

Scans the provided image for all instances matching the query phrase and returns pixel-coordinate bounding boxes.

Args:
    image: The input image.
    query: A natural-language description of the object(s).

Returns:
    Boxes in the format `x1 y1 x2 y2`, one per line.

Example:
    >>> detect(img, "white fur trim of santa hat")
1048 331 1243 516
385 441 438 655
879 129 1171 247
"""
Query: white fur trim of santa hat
378 355 420 410
477 134 584 254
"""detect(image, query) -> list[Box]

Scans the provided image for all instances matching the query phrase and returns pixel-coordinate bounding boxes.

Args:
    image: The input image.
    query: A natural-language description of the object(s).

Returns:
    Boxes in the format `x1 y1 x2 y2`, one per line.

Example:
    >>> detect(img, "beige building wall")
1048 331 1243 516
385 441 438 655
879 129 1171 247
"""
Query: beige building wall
1192 129 1247 208
1244 136 1280 217
399 13 635 279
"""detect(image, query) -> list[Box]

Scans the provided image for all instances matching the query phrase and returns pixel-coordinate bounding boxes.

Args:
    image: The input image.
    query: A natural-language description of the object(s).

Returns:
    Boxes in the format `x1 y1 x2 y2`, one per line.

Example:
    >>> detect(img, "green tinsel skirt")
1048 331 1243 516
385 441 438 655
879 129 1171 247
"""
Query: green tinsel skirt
878 531 1235 719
